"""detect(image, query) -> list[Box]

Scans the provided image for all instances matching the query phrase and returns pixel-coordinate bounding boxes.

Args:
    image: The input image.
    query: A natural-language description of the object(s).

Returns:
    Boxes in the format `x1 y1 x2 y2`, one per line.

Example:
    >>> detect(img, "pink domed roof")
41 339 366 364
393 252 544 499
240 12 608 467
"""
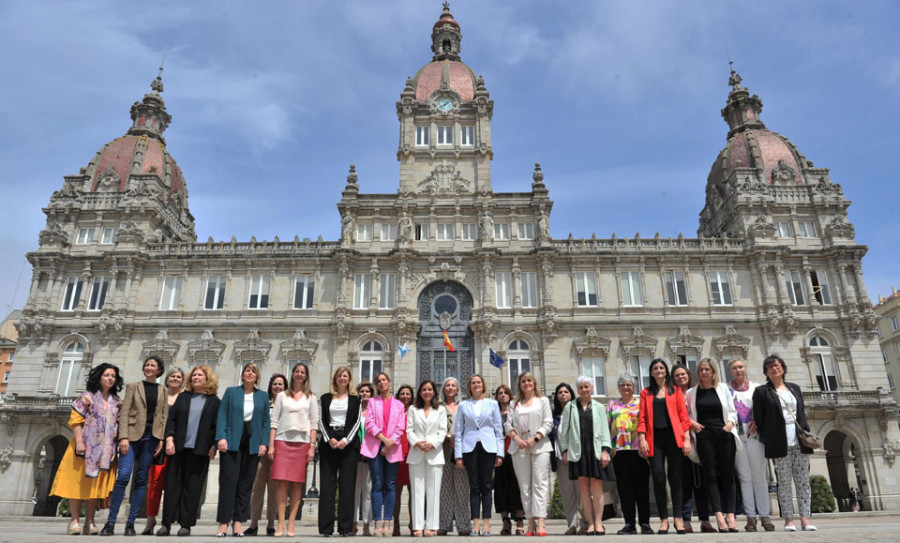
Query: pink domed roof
86 134 187 202
412 60 477 103
708 127 803 191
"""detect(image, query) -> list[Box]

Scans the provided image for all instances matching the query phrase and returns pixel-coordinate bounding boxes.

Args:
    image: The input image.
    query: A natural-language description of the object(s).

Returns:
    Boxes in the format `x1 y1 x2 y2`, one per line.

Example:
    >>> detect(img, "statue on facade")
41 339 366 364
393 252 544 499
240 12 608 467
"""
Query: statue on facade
480 214 494 242
537 212 550 243
398 213 413 244
341 213 356 246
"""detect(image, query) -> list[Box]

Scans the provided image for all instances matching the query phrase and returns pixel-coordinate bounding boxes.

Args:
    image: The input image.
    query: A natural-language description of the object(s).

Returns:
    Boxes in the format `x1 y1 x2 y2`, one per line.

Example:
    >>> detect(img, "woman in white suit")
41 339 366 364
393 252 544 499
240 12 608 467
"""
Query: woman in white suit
406 380 448 537
455 374 505 536
505 372 553 536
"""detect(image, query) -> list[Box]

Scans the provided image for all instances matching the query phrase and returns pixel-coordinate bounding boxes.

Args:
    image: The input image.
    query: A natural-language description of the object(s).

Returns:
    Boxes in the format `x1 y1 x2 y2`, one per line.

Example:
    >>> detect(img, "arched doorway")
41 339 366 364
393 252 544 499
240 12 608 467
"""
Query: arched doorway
824 430 864 512
32 435 69 516
416 281 474 387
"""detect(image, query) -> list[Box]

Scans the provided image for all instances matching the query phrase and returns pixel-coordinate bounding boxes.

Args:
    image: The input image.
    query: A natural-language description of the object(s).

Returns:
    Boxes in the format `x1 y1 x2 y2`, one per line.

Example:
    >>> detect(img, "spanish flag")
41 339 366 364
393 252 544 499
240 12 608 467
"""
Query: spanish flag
443 329 455 352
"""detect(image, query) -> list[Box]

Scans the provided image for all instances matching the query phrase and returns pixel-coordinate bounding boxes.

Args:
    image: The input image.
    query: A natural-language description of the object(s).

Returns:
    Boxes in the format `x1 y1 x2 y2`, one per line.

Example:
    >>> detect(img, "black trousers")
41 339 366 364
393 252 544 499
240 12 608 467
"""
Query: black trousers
649 428 683 520
695 427 736 515
318 428 360 535
462 442 496 520
612 450 650 526
681 456 710 521
163 448 210 528
217 423 260 523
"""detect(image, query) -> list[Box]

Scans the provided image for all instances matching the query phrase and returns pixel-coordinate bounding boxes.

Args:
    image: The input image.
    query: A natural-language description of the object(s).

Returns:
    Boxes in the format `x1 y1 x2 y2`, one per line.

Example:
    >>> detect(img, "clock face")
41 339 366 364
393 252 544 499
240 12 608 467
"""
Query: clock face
436 97 454 112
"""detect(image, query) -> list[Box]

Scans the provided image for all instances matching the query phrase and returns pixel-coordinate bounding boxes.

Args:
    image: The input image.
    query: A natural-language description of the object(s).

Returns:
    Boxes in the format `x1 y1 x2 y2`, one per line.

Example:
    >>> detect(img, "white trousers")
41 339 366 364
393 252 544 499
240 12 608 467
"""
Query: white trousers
511 449 551 519
556 466 587 529
354 461 373 524
410 462 443 531
734 436 770 517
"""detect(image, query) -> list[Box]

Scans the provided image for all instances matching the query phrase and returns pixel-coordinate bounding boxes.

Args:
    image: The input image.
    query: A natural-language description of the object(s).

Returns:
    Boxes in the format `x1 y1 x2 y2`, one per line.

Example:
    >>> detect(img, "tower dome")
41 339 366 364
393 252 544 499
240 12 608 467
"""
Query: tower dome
410 2 479 104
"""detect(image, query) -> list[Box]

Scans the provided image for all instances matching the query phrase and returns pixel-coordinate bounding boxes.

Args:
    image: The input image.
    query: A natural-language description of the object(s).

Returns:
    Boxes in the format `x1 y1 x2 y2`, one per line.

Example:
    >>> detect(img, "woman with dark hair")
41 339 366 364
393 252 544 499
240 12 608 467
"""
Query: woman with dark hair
51 363 123 536
493 384 524 536
246 373 286 536
158 364 221 537
455 374 504 536
608 374 652 535
318 366 362 537
362 372 405 536
752 355 817 532
407 380 448 536
100 357 166 536
438 377 471 536
637 358 692 534
352 381 375 536
672 364 713 534
142 367 184 535
549 382 587 535
269 362 318 537
215 362 270 536
392 384 414 536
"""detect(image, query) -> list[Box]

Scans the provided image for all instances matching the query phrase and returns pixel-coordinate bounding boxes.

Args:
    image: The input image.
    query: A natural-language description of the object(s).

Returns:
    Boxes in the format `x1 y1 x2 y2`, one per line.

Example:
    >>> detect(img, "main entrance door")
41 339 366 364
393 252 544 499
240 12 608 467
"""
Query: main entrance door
416 281 474 387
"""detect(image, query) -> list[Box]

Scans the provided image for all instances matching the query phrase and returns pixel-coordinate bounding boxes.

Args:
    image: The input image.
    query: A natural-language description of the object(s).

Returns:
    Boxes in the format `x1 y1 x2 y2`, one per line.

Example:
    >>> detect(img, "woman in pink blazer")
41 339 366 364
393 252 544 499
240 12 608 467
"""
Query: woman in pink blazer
361 372 406 536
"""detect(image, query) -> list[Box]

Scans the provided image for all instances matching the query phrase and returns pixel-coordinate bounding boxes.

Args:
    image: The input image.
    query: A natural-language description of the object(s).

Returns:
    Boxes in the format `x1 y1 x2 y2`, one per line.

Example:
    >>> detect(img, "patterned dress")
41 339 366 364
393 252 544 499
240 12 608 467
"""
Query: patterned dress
439 404 471 533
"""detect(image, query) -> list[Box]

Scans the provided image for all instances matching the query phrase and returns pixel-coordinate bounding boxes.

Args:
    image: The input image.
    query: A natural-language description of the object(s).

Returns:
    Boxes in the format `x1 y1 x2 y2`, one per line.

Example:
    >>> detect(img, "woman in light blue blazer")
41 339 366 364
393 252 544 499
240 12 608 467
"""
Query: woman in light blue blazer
215 363 270 536
454 374 505 536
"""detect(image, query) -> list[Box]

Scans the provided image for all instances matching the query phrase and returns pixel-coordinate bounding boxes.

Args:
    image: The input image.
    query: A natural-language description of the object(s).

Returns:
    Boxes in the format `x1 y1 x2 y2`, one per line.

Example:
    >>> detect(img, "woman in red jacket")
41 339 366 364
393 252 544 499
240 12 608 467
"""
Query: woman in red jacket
637 358 693 535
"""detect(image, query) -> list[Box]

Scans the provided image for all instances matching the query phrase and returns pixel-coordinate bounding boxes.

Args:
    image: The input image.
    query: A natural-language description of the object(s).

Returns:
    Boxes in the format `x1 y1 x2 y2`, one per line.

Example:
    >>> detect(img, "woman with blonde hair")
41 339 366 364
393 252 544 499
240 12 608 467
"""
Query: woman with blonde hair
143 367 184 535
505 372 553 536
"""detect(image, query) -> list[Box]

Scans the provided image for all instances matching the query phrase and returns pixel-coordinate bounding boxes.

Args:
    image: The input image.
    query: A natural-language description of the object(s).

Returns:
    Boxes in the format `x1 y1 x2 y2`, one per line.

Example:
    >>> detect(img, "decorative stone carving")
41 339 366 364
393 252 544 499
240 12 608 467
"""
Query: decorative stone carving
825 216 856 239
771 159 796 184
418 163 470 194
885 439 897 467
573 327 611 357
748 215 776 239
711 326 752 359
143 330 180 361
480 214 494 242
620 327 655 357
96 165 122 192
341 213 356 247
398 213 413 245
38 220 68 247
0 444 12 472
281 329 319 361
537 306 558 344
117 221 144 243
234 330 272 363
667 327 704 358
187 330 226 364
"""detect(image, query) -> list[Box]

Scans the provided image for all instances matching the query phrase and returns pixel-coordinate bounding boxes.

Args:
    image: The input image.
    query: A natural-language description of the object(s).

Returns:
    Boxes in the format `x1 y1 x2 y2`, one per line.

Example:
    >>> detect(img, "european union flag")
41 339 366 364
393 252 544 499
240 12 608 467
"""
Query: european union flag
489 348 506 368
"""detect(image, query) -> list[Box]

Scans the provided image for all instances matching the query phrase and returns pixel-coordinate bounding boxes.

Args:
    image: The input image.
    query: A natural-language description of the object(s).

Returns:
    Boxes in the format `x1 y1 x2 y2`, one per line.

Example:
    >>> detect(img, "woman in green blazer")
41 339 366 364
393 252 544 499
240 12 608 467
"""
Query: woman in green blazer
558 376 615 535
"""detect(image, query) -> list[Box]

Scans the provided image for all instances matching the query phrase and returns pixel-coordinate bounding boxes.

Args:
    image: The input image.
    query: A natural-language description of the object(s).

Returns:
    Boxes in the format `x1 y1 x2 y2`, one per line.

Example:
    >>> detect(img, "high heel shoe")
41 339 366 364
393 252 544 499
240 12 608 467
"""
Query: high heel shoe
141 519 157 536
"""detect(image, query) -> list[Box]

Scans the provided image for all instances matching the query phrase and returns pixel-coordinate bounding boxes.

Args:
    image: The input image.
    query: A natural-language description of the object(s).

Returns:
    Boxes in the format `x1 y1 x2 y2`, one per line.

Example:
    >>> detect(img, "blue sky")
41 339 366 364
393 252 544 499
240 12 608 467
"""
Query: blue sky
1 0 898 318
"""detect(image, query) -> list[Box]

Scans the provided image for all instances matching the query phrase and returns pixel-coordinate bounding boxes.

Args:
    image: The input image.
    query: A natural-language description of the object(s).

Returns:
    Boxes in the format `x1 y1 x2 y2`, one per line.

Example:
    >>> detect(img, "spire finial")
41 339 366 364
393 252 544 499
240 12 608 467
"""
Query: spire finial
726 45 744 91
151 53 165 94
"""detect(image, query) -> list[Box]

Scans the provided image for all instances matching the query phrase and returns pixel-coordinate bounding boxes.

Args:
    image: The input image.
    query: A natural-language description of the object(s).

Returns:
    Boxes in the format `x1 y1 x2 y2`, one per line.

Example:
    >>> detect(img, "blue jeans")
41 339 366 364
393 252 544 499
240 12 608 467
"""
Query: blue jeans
368 453 399 521
108 430 158 525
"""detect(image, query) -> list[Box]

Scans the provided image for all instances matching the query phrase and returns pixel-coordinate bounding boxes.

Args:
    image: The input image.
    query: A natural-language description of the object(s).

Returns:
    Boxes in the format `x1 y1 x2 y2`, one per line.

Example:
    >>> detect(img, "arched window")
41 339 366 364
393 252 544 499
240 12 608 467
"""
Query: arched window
508 340 531 387
360 341 383 383
57 342 84 396
810 335 838 391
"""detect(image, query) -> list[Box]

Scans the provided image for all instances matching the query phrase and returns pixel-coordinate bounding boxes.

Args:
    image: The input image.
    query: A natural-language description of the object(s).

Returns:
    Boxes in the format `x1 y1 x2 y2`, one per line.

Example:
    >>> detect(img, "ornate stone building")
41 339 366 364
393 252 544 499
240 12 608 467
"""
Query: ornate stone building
1 4 898 516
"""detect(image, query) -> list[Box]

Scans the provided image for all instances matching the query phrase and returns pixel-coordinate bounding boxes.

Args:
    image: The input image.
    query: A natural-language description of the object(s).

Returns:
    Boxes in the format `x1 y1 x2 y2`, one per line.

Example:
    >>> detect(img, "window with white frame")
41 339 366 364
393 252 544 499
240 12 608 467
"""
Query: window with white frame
581 356 607 396
784 270 806 305
415 126 429 146
7 351 12 362
810 270 833 305
665 271 688 306
359 341 384 383
810 336 838 391
87 277 109 311
629 355 652 390
381 223 396 241
436 223 455 240
356 224 373 242
379 273 396 309
415 223 430 241
461 223 477 240
775 221 793 238
889 373 896 391
621 272 643 307
521 272 539 308
575 271 598 307
797 221 817 238
461 125 474 146
100 227 117 245
75 228 95 245
56 342 84 396
675 354 699 378
495 272 512 309
883 349 888 363
517 223 534 240
61 277 84 311
204 275 226 310
353 273 371 309
708 271 733 306
494 223 510 240
890 316 898 332
507 340 531 388
248 275 270 309
159 276 183 310
293 275 315 309
437 126 453 145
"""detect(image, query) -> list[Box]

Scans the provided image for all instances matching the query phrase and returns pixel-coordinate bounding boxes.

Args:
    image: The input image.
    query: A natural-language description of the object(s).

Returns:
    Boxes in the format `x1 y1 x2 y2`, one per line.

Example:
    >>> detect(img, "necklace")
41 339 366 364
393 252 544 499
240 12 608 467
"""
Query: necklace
580 399 591 412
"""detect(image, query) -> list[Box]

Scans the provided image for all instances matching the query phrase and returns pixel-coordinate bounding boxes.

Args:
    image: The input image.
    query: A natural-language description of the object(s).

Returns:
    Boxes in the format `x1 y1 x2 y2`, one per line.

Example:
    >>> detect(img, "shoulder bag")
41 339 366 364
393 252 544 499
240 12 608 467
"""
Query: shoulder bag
775 389 821 450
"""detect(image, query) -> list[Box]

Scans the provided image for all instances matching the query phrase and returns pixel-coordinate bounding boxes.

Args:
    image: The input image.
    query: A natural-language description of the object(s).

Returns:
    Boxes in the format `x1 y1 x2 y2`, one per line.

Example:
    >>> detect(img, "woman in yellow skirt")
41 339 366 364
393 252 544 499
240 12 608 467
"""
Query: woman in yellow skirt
50 363 123 535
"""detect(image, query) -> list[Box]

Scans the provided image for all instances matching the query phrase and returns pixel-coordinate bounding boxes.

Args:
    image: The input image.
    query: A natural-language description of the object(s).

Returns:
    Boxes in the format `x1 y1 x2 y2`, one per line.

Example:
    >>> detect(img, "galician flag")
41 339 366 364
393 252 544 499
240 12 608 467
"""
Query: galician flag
443 329 455 352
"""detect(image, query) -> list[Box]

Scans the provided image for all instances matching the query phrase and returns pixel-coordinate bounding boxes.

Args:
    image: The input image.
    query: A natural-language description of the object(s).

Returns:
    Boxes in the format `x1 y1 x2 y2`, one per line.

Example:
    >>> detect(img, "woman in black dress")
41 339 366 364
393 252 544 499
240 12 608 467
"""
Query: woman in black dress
493 385 524 535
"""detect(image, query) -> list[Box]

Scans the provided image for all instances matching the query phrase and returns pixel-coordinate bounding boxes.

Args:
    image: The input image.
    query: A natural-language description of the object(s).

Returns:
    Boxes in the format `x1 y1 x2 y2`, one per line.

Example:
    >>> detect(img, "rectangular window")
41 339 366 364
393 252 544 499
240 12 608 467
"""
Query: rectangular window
810 270 833 305
436 223 455 240
100 227 117 245
353 274 371 309
356 224 373 242
414 223 430 241
814 353 838 391
379 273 396 310
708 271 733 306
460 125 474 146
784 270 806 305
494 223 510 240
75 228 95 245
581 357 607 396
437 126 453 145
517 223 534 240
159 275 183 310
775 221 794 238
621 271 643 307
495 272 512 309
891 316 898 332
204 276 226 310
87 277 109 311
415 126 429 146
676 354 700 377
380 223 396 241
665 271 688 306
575 271 598 307
248 275 270 309
56 358 79 396
630 356 652 390
889 374 896 391
508 356 531 389
360 358 383 384
61 277 84 311
461 223 477 240
521 272 539 308
797 221 817 238
293 275 315 309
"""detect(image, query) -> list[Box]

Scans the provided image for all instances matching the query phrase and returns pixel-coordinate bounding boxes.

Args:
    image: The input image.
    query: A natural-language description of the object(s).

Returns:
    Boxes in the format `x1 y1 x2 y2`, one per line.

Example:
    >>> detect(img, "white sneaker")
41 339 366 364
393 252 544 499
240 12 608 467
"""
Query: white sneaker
784 525 797 532
802 525 817 531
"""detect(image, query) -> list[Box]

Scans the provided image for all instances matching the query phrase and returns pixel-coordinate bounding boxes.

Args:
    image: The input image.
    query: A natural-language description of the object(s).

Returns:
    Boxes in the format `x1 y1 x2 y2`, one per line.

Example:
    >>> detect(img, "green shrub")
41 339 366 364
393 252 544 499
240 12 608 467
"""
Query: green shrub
550 476 565 519
810 475 836 513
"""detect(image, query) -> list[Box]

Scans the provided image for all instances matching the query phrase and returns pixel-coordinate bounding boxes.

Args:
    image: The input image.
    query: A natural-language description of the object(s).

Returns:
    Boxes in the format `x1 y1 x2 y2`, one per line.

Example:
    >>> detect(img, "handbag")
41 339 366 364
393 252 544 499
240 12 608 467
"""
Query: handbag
687 434 701 464
775 389 821 450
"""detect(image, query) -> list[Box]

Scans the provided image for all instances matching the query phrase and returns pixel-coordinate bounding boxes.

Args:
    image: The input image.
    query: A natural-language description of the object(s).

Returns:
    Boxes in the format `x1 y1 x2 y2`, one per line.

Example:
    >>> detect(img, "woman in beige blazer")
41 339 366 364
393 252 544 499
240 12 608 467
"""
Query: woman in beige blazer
406 380 448 536
504 372 553 536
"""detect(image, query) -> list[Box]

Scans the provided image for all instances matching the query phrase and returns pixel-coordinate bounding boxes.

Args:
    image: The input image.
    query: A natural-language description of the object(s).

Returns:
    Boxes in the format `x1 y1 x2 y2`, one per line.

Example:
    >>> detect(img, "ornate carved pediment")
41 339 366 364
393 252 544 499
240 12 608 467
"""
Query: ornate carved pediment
824 216 856 239
771 159 796 184
748 215 776 239
573 327 611 357
233 330 272 362
38 220 69 247
712 326 752 359
117 220 144 243
620 327 656 357
418 163 470 194
280 329 318 361
187 330 226 364
142 330 180 361
667 326 704 356
97 165 122 192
